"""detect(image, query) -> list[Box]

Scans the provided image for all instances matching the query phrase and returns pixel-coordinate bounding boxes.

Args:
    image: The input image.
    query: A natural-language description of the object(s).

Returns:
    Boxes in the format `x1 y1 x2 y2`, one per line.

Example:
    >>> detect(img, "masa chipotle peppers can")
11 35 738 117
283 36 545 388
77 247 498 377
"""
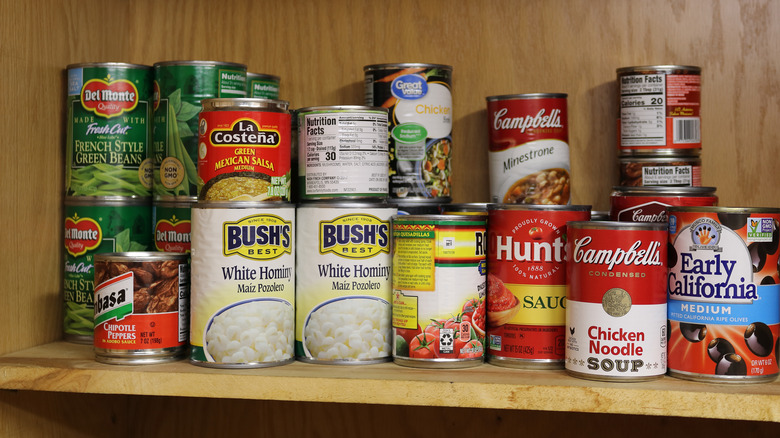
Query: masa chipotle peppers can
667 207 780 382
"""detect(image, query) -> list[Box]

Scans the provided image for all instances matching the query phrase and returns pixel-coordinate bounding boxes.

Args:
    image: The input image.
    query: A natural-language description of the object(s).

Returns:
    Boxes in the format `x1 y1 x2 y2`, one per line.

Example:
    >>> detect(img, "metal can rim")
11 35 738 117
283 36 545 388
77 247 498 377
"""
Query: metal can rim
611 186 717 196
201 97 289 112
296 200 395 209
392 214 486 223
64 196 151 206
66 62 152 70
616 65 701 74
193 200 294 209
667 205 780 215
94 251 189 262
153 60 247 69
153 196 198 205
246 72 281 81
618 156 702 164
296 105 388 114
486 93 568 101
568 220 668 231
488 203 591 212
363 63 453 72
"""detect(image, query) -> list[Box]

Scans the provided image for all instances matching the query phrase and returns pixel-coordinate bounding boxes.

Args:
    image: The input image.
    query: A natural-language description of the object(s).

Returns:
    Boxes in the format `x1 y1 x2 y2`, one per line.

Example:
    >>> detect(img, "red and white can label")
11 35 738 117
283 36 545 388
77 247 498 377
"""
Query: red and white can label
565 225 668 380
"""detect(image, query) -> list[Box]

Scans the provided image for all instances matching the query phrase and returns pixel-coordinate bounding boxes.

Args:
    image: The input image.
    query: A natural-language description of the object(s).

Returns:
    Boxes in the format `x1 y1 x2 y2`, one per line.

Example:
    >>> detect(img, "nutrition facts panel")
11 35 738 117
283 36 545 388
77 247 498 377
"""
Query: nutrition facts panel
620 74 666 147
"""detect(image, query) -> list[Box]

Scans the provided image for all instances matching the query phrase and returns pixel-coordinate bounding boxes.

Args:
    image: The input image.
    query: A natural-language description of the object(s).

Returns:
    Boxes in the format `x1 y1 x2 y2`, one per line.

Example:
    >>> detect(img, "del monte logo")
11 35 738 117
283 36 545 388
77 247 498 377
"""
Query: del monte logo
65 214 102 257
81 74 139 118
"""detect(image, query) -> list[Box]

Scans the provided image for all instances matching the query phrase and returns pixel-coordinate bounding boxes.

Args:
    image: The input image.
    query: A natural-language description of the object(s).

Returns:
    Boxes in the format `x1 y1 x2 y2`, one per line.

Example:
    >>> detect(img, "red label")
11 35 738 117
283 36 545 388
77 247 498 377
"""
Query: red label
155 219 191 253
81 78 139 118
94 312 183 350
487 97 568 151
610 194 718 223
64 216 102 257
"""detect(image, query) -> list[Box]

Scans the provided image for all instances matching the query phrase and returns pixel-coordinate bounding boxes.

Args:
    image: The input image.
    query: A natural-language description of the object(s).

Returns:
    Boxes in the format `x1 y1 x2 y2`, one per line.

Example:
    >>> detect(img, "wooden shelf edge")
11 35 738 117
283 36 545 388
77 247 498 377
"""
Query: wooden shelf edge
1 342 778 423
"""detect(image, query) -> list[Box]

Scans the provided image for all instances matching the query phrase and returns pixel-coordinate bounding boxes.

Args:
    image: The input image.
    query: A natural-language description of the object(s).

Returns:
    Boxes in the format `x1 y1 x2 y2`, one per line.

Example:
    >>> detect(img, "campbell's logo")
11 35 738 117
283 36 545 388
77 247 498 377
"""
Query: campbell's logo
492 107 563 133
155 216 191 253
224 214 292 260
320 214 390 259
391 74 428 100
64 214 102 257
209 119 280 147
573 236 662 271
81 76 139 118
617 201 669 223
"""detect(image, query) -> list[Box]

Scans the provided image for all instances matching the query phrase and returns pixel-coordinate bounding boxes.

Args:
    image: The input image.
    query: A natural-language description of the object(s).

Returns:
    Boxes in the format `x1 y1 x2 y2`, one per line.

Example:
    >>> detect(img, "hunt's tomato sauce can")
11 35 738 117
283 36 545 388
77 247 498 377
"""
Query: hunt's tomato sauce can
565 221 668 381
486 204 591 369
667 207 780 383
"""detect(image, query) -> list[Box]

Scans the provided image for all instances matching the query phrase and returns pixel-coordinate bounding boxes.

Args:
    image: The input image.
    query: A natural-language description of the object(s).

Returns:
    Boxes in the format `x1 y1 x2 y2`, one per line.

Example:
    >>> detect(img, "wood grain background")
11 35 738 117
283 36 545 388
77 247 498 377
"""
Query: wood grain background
1 0 779 435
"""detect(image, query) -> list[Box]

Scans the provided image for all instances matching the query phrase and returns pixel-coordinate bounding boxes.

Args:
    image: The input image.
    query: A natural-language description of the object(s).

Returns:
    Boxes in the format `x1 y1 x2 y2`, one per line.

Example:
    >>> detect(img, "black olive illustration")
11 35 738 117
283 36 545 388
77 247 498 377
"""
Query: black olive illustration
749 242 766 272
679 323 707 343
744 322 774 357
715 353 747 376
707 338 735 363
667 244 678 268
761 276 775 285
718 212 748 230
761 219 779 256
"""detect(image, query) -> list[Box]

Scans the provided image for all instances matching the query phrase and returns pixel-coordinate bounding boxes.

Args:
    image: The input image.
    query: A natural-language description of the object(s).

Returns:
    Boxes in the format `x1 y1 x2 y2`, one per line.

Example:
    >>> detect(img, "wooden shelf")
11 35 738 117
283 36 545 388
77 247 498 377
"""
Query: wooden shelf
2 342 778 423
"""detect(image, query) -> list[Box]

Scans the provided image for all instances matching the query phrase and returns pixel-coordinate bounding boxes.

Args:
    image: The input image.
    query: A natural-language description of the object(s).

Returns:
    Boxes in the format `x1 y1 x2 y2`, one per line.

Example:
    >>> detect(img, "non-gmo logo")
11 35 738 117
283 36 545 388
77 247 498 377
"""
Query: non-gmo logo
391 74 428 100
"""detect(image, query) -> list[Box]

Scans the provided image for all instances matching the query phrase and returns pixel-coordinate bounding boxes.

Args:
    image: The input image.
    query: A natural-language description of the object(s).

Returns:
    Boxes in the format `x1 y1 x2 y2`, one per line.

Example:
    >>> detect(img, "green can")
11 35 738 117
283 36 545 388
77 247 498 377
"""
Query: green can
65 63 154 198
152 61 247 200
153 198 193 253
247 72 280 99
63 197 153 343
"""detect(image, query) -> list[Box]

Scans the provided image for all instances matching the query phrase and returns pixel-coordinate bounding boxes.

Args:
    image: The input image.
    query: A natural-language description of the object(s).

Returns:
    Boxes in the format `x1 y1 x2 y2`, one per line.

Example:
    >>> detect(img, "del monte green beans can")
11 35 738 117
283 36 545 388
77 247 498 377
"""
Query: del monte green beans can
66 63 153 198
153 61 247 200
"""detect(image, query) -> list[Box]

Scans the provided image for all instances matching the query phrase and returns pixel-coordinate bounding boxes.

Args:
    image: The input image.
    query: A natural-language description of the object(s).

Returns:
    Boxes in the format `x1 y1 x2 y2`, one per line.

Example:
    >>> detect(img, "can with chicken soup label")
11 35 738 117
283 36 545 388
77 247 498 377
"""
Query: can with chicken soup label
296 202 396 363
198 98 291 202
618 65 701 156
565 221 668 381
153 61 247 200
487 204 591 368
93 252 189 364
667 207 780 383
246 72 280 99
297 106 389 200
619 156 702 187
153 198 193 253
190 202 295 368
486 94 570 205
66 63 154 198
391 215 487 368
63 197 153 343
364 63 453 201
610 186 717 223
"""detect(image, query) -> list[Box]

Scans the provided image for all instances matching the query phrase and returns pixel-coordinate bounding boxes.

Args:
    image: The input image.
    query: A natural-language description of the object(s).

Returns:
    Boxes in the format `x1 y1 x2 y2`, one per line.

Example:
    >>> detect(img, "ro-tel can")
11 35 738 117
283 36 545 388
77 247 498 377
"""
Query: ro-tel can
190 202 295 368
153 198 194 253
152 61 247 200
486 204 591 369
198 98 291 202
610 186 718 223
617 65 701 156
364 63 453 201
440 203 488 215
619 156 702 187
298 106 389 200
391 215 487 368
63 197 153 343
667 206 780 383
565 221 668 381
247 72 280 99
486 94 570 205
93 252 189 364
66 63 153 198
295 202 396 363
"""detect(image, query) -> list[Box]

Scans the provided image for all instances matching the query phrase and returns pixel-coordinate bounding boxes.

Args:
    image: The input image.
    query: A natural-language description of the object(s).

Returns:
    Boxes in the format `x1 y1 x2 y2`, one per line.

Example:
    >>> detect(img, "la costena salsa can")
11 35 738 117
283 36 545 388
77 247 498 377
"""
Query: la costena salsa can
610 186 717 223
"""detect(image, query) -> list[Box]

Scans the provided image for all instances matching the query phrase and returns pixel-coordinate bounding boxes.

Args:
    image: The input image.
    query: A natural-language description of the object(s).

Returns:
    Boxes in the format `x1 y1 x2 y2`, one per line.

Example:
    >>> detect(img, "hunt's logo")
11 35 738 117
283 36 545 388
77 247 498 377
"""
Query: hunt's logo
224 214 292 260
320 214 390 259
81 75 139 118
210 119 280 147
65 214 102 257
155 215 191 253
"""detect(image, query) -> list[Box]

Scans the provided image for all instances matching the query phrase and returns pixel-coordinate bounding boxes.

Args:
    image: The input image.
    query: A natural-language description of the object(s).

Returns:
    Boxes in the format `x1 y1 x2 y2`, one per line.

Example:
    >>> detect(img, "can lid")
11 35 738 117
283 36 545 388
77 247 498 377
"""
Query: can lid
66 62 152 70
616 65 701 74
486 93 567 101
487 203 591 212
568 220 668 231
153 60 247 69
611 186 717 196
363 63 452 72
201 98 289 112
296 105 388 114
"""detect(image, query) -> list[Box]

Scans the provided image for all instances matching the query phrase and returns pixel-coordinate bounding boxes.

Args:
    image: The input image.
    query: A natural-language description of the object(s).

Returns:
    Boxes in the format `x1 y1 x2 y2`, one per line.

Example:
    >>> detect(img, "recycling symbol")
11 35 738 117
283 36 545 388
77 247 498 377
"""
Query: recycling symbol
440 331 453 347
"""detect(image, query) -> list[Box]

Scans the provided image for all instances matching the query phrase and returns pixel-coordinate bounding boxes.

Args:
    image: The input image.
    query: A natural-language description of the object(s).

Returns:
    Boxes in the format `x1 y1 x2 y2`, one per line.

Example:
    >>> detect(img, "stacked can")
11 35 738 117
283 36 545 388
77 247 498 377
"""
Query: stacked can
246 72 280 99
612 65 717 222
64 63 155 343
295 105 396 364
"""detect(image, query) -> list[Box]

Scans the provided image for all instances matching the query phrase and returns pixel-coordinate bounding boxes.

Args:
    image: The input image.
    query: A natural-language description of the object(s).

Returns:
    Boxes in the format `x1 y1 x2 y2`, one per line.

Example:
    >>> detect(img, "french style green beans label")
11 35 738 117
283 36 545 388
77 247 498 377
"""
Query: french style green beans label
63 201 152 339
66 65 153 197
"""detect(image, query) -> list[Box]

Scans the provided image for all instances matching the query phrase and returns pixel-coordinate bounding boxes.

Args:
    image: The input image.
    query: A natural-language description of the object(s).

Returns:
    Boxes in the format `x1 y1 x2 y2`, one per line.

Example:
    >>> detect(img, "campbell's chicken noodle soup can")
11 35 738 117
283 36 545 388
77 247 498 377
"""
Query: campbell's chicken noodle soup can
667 207 780 383
486 94 570 205
618 65 701 156
565 221 668 381
93 252 189 364
486 204 591 369
391 215 487 368
610 186 717 223
153 199 193 253
364 63 453 201
197 98 291 202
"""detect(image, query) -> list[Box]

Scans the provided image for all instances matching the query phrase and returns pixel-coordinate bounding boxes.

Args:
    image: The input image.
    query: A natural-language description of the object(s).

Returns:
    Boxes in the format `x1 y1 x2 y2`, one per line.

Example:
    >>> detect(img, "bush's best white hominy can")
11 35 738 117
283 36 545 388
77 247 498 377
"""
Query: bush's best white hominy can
190 201 295 368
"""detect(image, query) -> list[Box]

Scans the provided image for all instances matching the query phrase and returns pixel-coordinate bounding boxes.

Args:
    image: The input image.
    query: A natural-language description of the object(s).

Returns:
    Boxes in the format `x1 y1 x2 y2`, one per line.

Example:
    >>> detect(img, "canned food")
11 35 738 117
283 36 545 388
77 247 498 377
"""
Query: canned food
66 63 153 198
93 252 189 364
197 98 292 202
565 221 668 381
190 202 295 368
391 215 487 368
295 202 396 363
610 186 717 223
364 63 453 201
391 199 445 216
440 203 488 215
246 72 280 99
619 156 701 187
667 206 780 383
153 61 247 200
486 94 570 205
617 65 701 156
590 210 610 221
486 204 591 368
153 198 194 253
64 197 153 343
297 106 389 200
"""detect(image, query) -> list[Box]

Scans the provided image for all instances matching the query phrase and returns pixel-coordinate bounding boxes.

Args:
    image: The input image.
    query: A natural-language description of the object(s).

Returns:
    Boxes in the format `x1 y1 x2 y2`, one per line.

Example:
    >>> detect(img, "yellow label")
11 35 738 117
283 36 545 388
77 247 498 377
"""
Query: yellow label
223 214 292 260
392 224 435 291
392 290 419 329
505 284 567 325
435 227 486 262
319 214 390 259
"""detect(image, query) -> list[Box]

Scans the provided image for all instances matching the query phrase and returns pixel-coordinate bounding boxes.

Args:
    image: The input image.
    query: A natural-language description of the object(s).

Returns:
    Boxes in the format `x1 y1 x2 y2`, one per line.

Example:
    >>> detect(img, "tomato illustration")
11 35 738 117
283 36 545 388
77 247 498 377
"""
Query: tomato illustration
436 337 466 359
459 340 483 359
395 325 422 345
528 226 543 240
409 332 437 359
472 300 486 332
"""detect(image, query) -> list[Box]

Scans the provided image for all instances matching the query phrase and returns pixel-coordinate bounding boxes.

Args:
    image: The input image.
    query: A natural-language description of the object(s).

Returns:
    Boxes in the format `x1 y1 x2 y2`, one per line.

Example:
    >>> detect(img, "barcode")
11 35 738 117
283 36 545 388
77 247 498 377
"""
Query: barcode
673 118 700 143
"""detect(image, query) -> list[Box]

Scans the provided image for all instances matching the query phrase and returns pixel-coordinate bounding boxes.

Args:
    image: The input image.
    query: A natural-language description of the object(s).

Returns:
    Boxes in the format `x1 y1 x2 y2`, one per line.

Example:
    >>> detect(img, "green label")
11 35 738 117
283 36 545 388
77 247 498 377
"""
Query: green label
248 78 280 99
392 123 428 144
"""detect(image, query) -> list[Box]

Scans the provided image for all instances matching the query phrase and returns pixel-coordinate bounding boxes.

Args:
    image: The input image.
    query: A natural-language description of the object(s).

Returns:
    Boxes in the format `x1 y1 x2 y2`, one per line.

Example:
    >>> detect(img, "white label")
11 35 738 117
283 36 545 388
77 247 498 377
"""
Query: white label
642 165 692 186
620 74 666 146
